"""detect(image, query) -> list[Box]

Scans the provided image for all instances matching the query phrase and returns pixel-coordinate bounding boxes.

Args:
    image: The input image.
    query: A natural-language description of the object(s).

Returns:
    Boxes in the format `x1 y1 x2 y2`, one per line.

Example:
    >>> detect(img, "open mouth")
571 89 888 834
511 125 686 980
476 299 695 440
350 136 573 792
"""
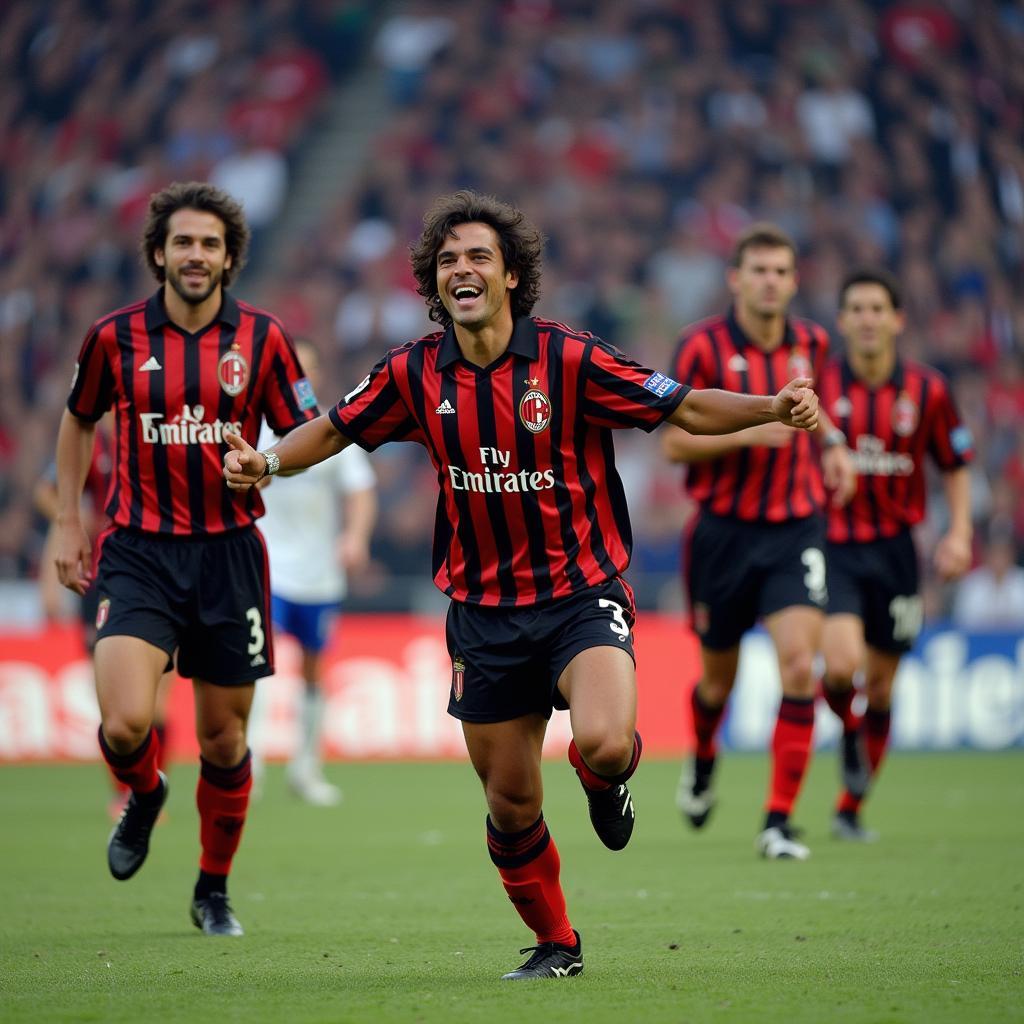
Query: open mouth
452 284 482 307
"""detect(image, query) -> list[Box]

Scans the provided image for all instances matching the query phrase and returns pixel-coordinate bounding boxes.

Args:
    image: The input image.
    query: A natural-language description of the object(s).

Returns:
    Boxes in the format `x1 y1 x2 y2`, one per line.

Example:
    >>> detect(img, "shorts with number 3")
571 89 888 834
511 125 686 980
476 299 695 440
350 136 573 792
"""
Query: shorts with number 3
445 576 637 723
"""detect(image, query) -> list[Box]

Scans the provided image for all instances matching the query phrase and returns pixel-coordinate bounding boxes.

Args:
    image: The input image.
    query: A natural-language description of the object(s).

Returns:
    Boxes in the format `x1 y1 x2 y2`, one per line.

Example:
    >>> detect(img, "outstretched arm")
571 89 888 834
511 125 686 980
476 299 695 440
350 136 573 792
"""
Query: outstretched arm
224 415 351 491
667 377 818 437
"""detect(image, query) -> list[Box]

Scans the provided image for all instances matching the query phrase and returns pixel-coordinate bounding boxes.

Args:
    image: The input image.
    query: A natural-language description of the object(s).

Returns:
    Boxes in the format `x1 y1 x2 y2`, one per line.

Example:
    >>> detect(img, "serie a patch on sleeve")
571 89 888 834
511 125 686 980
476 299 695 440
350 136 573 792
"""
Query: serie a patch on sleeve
293 377 318 410
642 371 680 397
950 425 974 454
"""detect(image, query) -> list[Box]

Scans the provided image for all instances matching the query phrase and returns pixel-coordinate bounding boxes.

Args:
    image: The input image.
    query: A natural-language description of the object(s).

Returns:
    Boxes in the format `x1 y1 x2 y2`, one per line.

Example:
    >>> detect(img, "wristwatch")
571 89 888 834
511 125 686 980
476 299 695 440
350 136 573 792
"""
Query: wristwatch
822 429 846 449
258 450 281 479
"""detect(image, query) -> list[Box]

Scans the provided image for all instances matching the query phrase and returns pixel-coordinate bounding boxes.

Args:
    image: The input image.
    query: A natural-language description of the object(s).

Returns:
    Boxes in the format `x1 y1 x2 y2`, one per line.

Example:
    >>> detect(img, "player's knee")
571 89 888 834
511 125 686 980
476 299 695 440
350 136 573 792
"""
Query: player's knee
778 648 816 693
485 787 542 833
575 732 633 778
101 715 151 754
864 676 893 711
823 654 859 688
197 721 247 766
698 678 733 707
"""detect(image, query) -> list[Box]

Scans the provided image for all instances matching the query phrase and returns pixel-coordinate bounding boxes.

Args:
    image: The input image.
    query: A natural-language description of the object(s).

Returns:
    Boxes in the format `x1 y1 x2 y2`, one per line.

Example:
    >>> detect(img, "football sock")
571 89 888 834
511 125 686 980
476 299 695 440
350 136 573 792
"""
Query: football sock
487 814 576 947
691 685 726 761
292 683 325 776
567 732 642 790
194 871 228 901
863 705 892 774
197 749 252 875
821 677 859 732
836 706 892 816
98 725 162 796
765 696 815 819
154 722 168 772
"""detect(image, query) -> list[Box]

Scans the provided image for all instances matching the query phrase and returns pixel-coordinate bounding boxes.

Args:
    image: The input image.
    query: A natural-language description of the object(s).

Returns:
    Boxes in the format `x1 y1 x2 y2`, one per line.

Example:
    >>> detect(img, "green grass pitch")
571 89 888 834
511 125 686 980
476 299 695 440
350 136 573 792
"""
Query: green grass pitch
1 752 1022 1023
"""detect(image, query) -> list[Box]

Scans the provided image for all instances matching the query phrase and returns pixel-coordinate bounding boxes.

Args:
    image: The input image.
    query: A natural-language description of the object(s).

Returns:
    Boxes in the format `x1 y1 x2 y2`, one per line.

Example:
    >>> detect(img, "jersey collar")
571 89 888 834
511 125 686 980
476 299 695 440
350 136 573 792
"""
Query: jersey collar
436 316 539 371
144 289 241 333
842 354 905 391
725 305 796 352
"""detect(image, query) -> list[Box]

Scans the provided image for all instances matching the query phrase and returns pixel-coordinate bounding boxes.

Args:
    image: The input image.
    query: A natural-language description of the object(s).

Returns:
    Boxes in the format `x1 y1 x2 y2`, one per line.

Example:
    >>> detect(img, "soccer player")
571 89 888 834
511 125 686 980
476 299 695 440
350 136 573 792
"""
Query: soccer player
255 340 377 805
818 268 973 840
665 223 856 860
54 181 317 936
224 191 819 978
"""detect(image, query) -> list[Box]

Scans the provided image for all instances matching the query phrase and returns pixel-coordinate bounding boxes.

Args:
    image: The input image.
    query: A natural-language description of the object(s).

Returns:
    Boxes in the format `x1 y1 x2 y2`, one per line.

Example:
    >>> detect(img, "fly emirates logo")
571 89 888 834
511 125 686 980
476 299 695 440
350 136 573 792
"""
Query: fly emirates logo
448 447 555 494
140 404 242 446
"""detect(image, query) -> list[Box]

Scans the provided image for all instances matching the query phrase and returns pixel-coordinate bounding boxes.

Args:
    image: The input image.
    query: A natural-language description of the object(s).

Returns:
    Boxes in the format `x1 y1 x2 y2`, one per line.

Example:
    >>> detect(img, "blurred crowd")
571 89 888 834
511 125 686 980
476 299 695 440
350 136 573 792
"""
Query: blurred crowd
3 0 1023 622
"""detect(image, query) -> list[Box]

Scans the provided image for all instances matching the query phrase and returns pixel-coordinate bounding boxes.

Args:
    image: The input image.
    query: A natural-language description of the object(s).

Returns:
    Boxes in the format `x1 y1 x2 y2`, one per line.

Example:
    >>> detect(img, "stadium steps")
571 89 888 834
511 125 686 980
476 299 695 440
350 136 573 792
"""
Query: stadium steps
251 12 394 280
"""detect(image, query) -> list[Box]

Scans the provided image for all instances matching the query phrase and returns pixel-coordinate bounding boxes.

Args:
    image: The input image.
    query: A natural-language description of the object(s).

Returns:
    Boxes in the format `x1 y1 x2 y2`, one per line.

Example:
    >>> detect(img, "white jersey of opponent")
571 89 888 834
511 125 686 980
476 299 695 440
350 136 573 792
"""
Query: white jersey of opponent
257 423 375 603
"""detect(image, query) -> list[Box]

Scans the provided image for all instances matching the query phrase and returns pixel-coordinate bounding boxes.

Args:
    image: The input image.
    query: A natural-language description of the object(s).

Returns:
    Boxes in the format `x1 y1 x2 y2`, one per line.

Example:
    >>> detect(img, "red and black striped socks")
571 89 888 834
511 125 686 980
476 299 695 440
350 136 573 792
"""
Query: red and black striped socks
766 696 815 820
486 814 575 947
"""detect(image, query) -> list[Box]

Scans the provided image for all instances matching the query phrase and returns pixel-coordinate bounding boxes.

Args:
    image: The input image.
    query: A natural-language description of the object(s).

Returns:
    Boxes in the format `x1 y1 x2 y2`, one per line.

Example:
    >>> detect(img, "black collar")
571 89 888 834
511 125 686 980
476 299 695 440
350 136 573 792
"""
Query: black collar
435 317 539 370
842 354 904 391
144 289 240 333
725 305 796 352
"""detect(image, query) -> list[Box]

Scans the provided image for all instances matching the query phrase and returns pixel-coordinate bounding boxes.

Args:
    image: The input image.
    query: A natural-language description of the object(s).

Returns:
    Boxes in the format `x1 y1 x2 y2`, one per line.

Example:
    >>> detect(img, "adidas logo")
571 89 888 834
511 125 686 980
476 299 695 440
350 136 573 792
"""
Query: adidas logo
727 354 748 372
140 356 162 372
435 399 456 415
250 654 266 667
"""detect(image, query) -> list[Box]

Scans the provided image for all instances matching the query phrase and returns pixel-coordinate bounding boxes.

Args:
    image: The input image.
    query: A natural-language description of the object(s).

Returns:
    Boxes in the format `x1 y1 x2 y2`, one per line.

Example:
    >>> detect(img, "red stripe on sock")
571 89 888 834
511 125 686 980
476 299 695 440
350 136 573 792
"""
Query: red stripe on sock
766 697 814 817
99 726 161 795
197 757 252 875
494 828 575 947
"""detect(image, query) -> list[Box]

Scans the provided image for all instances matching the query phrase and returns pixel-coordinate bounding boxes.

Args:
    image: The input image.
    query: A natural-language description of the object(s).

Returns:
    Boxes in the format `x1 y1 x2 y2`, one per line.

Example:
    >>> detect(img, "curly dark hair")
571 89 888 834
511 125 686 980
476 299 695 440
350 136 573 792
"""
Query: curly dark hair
140 181 251 288
409 190 544 326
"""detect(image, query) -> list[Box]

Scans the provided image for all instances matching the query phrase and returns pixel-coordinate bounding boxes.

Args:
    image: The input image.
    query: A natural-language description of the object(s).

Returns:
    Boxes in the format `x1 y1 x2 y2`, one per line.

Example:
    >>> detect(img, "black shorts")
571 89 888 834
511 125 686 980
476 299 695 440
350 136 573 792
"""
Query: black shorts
685 511 827 650
445 576 637 724
826 530 921 653
93 527 274 685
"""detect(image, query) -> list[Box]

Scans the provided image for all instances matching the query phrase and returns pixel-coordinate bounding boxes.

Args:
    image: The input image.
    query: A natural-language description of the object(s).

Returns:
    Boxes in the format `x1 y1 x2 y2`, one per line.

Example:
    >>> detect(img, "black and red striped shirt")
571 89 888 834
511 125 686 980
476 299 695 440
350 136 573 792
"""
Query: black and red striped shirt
329 317 690 607
671 308 830 521
818 356 974 543
67 290 317 536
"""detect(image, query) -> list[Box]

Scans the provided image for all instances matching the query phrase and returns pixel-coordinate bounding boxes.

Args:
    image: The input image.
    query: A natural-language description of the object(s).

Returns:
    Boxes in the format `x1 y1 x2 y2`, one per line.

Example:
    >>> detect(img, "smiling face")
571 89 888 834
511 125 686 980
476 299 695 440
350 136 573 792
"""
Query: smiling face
435 221 519 331
154 208 233 307
728 244 798 320
838 282 905 359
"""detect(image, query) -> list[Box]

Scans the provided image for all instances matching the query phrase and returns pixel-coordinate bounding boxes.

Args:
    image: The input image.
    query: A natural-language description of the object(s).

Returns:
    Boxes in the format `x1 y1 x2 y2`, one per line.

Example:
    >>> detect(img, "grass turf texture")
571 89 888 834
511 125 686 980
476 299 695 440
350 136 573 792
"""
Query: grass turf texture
1 753 1021 1023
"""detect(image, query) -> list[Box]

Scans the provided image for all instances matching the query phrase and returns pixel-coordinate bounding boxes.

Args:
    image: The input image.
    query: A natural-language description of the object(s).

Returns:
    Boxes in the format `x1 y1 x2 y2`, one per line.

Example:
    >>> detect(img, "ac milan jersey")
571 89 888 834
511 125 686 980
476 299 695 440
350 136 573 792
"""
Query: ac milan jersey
67 290 317 536
818 357 974 543
329 317 690 607
671 309 830 521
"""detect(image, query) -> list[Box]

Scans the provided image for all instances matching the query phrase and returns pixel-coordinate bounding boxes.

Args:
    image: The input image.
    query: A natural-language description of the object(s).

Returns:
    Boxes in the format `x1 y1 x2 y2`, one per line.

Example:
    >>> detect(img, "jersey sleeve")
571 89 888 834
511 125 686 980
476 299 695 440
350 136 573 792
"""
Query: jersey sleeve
926 374 975 470
67 324 116 422
259 321 321 435
334 443 376 493
581 337 691 432
328 350 424 451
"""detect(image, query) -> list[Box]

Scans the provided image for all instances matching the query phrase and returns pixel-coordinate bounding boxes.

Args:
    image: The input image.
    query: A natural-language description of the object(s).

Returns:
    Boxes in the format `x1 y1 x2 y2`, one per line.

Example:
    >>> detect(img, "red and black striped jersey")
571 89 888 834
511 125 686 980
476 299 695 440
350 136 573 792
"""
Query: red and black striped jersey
818 356 974 543
67 290 317 536
671 308 830 521
329 317 690 607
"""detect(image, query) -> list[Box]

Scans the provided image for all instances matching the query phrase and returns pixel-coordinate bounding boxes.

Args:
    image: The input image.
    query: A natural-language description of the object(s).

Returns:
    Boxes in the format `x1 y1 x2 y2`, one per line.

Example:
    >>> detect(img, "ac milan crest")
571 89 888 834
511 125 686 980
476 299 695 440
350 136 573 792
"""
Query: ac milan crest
96 597 111 630
218 348 249 397
892 392 918 436
452 656 466 702
519 388 551 434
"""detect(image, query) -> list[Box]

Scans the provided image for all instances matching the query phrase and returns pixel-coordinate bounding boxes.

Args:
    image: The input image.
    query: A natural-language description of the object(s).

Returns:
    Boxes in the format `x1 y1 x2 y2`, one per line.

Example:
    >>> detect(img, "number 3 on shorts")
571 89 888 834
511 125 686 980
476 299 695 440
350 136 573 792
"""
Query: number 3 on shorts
599 598 630 640
800 547 828 605
245 606 265 655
